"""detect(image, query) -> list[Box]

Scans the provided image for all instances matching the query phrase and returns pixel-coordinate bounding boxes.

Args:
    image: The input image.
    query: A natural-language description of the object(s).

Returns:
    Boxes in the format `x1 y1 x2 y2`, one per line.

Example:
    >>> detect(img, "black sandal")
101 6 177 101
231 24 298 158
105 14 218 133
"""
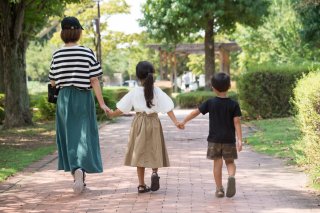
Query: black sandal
137 184 151 193
151 172 160 191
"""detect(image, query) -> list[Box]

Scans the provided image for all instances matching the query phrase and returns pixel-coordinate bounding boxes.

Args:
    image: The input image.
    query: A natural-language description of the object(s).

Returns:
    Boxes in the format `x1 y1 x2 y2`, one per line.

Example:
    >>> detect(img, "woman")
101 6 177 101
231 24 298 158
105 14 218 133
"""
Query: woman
49 16 110 194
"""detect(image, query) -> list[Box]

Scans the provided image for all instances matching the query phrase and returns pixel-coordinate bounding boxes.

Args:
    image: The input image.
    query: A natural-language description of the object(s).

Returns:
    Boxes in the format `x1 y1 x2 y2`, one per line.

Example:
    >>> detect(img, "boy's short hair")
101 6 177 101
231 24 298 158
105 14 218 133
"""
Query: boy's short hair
211 72 231 92
60 29 82 43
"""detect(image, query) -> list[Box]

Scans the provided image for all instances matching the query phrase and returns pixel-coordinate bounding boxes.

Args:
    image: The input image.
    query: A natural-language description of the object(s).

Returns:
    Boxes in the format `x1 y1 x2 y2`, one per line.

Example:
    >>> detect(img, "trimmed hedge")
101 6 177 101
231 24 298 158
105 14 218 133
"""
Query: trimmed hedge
176 91 238 108
103 87 129 101
238 64 312 118
293 71 320 185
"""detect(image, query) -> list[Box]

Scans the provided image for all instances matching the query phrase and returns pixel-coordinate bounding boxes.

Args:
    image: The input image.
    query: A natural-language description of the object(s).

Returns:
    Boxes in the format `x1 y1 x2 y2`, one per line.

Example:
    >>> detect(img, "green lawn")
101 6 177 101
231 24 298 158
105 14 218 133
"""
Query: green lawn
246 117 301 165
0 145 56 181
0 121 56 182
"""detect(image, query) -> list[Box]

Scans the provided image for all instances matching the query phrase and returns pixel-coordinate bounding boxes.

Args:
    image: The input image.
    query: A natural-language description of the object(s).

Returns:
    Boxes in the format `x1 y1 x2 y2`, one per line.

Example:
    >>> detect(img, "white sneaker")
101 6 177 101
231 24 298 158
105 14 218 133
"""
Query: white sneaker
73 168 85 194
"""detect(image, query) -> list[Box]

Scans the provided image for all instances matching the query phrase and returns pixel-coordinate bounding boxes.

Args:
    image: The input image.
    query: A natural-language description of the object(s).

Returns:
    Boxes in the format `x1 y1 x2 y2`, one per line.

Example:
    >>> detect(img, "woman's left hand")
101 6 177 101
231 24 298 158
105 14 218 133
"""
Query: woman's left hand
100 104 110 113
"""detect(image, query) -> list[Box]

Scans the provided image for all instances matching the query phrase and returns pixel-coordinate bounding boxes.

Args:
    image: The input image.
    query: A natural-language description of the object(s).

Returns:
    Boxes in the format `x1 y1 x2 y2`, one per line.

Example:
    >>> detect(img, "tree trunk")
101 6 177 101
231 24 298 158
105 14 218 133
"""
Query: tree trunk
204 18 215 89
0 1 32 128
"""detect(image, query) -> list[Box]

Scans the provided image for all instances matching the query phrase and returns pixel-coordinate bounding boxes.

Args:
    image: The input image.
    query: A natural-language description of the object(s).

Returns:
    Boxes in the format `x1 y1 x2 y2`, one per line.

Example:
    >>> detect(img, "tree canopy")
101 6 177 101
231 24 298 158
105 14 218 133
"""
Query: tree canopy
291 0 320 48
0 0 90 128
140 0 270 87
233 0 320 68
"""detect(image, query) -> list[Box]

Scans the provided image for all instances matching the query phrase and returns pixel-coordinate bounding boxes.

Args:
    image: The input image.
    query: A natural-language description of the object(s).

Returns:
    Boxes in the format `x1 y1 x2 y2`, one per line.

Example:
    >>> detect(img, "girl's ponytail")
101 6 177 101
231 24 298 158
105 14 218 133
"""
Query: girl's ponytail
136 61 155 108
144 72 154 108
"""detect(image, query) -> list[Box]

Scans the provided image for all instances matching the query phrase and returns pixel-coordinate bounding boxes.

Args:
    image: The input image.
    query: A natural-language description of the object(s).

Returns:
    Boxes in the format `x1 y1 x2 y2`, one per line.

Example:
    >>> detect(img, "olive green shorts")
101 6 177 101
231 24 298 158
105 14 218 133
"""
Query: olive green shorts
207 142 238 160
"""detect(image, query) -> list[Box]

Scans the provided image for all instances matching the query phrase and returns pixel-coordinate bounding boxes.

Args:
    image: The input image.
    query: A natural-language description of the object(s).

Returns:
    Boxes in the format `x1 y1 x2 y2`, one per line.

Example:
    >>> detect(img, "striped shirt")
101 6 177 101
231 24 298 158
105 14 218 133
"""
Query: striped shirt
49 45 102 90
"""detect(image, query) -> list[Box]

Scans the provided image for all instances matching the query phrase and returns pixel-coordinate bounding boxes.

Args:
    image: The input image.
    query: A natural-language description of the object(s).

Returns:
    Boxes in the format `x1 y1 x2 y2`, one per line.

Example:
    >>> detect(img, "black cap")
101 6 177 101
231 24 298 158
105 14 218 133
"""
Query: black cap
61 16 84 30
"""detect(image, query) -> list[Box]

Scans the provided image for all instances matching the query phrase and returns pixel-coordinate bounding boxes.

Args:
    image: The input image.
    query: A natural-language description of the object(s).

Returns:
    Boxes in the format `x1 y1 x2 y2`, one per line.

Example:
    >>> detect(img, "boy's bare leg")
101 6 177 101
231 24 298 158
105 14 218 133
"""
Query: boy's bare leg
225 159 236 176
137 167 145 186
213 158 223 188
225 159 237 197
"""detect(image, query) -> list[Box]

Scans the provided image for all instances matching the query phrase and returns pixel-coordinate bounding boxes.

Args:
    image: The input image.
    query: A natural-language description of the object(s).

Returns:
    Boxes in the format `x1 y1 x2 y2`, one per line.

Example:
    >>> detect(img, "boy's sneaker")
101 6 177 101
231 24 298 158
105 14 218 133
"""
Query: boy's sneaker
73 168 85 194
150 172 160 191
215 186 225 198
226 176 236 198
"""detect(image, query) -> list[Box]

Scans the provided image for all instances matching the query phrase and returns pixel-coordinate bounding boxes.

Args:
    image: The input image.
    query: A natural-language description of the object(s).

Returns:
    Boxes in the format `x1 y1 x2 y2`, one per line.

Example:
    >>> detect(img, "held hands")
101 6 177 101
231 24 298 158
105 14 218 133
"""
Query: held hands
106 109 114 117
100 104 115 118
100 104 110 113
175 121 185 130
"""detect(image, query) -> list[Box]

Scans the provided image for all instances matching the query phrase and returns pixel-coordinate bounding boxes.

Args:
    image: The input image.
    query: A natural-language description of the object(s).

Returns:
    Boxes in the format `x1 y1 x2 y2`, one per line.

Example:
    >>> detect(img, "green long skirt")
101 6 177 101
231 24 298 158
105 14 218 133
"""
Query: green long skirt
55 86 103 173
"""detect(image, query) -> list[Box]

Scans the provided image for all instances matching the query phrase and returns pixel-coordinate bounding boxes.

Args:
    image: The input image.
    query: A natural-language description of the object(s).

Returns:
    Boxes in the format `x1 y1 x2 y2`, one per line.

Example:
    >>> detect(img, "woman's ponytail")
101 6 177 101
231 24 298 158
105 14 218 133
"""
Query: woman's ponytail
136 61 155 108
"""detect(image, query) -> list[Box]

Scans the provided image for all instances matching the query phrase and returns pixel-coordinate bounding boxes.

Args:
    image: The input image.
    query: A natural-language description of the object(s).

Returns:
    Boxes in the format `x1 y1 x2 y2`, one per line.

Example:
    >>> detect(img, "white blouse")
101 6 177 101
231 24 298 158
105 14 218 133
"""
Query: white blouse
116 87 174 114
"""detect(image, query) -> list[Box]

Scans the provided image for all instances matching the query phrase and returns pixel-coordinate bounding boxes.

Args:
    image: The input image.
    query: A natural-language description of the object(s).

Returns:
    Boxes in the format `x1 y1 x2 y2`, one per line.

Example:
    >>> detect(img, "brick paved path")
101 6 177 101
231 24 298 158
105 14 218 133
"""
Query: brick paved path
0 110 319 213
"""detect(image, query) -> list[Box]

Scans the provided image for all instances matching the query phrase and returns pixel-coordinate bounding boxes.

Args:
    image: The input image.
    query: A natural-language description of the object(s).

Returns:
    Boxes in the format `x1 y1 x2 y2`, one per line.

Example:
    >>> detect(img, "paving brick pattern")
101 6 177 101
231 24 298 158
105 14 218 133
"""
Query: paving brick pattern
0 110 319 213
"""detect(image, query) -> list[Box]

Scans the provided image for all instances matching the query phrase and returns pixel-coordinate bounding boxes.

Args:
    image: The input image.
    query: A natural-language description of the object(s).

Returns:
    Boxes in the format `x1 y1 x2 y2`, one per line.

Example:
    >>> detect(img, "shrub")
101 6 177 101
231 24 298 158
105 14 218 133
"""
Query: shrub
103 87 129 101
176 91 238 108
37 96 56 120
0 93 4 107
0 107 4 124
238 64 313 119
293 71 320 185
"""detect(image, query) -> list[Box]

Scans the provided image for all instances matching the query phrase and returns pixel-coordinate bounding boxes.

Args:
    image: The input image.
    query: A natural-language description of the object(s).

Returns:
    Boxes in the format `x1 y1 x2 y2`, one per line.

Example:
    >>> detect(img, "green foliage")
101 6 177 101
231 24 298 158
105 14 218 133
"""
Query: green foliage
140 0 270 43
292 0 320 49
237 64 314 119
38 96 56 120
176 91 238 108
247 117 301 165
95 89 117 121
140 0 269 86
101 33 159 79
26 43 54 82
293 70 320 186
29 92 56 121
233 0 320 68
23 0 83 38
186 54 205 75
0 93 4 107
103 87 129 101
0 107 4 125
0 94 4 124
49 0 130 57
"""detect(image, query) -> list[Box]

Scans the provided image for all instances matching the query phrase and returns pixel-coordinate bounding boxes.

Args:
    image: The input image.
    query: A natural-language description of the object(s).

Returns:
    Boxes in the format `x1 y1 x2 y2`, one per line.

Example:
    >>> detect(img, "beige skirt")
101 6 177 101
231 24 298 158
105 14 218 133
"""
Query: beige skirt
124 112 170 168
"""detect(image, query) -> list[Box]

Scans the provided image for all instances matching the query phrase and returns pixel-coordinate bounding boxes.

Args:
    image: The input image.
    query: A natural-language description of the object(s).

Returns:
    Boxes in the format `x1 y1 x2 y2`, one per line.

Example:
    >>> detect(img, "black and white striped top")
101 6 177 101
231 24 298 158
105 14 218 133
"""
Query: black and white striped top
49 45 102 90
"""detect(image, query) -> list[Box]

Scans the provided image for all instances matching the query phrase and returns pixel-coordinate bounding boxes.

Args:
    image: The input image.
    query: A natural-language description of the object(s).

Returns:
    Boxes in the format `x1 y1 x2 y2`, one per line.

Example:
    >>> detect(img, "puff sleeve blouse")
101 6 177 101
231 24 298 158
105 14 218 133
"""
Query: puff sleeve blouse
116 87 174 114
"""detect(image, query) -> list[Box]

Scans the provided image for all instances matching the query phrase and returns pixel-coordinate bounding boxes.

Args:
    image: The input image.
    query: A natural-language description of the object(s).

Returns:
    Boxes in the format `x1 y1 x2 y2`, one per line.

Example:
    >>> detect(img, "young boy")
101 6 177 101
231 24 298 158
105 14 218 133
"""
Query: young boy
179 72 242 198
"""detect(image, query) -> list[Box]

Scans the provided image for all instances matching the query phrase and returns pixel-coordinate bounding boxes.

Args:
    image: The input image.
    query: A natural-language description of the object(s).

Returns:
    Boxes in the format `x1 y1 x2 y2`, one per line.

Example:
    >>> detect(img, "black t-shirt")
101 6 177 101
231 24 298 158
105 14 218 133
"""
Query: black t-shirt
198 97 242 143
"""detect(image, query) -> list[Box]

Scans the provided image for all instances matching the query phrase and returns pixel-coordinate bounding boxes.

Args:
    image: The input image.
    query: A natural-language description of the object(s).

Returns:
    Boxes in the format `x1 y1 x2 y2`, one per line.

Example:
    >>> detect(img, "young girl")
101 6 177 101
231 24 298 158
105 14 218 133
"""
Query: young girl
107 61 180 193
